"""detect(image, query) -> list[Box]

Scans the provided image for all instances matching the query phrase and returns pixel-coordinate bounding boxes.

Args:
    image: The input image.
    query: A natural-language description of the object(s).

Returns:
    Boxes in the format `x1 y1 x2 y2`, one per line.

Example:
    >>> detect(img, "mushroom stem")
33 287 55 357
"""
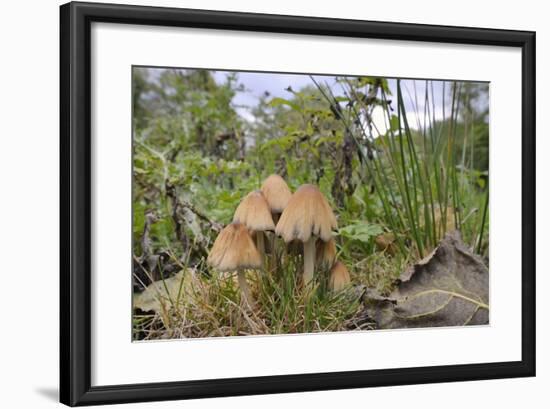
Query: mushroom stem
256 232 266 269
237 270 252 306
256 232 265 255
270 216 279 273
303 236 316 286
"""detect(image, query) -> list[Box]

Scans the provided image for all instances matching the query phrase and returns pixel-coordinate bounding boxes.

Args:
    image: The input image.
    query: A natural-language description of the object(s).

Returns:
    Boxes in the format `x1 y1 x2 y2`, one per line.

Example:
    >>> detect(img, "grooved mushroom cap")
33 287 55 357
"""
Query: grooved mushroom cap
261 175 292 213
329 261 351 291
233 191 275 232
316 238 337 269
207 223 262 272
275 184 337 243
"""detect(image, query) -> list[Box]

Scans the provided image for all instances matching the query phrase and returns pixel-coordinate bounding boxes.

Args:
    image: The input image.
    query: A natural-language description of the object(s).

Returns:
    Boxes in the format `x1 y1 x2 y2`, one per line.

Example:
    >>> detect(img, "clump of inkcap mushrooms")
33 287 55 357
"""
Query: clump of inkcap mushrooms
208 177 350 300
275 184 337 287
207 222 262 305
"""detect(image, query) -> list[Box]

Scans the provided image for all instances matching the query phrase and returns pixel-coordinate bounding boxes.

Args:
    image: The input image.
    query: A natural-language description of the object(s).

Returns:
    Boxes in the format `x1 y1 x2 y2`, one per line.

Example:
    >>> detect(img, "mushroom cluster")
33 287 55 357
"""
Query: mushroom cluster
207 175 351 304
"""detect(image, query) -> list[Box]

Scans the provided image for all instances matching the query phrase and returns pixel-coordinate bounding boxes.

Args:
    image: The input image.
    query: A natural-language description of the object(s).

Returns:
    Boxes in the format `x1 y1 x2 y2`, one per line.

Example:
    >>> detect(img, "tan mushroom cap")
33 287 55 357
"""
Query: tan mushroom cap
275 184 337 243
316 238 337 269
261 174 292 213
207 223 262 272
233 190 275 232
329 261 351 291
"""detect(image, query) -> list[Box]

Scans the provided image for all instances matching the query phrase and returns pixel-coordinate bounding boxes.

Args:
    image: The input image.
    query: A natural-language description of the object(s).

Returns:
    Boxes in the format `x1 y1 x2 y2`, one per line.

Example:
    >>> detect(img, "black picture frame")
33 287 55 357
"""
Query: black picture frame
60 1 536 406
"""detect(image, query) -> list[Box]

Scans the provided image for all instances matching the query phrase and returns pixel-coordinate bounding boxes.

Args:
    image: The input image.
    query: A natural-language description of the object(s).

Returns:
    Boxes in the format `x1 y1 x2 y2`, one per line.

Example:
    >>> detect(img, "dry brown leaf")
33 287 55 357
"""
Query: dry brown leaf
364 231 489 329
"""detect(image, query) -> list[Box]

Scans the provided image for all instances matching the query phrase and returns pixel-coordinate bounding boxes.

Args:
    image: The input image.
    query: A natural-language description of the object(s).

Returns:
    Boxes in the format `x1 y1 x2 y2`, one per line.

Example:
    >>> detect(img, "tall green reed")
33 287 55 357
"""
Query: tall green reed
313 77 488 258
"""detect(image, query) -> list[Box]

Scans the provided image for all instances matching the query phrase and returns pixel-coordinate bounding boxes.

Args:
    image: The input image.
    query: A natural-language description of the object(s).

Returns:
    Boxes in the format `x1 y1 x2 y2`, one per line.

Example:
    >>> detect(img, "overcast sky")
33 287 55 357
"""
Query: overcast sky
211 70 453 135
142 67 485 135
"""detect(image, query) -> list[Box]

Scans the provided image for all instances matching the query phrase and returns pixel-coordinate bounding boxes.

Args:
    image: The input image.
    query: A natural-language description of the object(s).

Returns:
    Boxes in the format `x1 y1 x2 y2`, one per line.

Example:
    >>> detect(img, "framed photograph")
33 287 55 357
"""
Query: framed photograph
60 1 536 406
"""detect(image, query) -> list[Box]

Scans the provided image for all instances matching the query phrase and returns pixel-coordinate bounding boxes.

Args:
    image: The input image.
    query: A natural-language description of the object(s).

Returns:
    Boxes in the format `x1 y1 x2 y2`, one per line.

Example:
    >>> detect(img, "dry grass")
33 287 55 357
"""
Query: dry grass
133 254 370 341
346 251 411 296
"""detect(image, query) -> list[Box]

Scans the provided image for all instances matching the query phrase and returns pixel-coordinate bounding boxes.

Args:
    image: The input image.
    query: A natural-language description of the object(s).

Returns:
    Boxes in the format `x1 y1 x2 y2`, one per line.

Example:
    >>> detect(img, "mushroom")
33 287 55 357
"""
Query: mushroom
316 238 337 270
207 223 262 305
329 261 351 292
261 174 292 224
275 184 337 286
233 190 275 262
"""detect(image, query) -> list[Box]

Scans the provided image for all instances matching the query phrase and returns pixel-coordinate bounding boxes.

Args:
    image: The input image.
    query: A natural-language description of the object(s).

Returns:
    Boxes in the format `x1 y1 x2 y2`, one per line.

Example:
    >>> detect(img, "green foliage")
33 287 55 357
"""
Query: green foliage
338 221 384 244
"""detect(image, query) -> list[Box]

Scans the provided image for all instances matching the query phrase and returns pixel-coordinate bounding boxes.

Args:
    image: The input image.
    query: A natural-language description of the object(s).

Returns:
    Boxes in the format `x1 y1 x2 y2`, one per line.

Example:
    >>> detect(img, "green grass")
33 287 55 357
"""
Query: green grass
311 78 489 258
